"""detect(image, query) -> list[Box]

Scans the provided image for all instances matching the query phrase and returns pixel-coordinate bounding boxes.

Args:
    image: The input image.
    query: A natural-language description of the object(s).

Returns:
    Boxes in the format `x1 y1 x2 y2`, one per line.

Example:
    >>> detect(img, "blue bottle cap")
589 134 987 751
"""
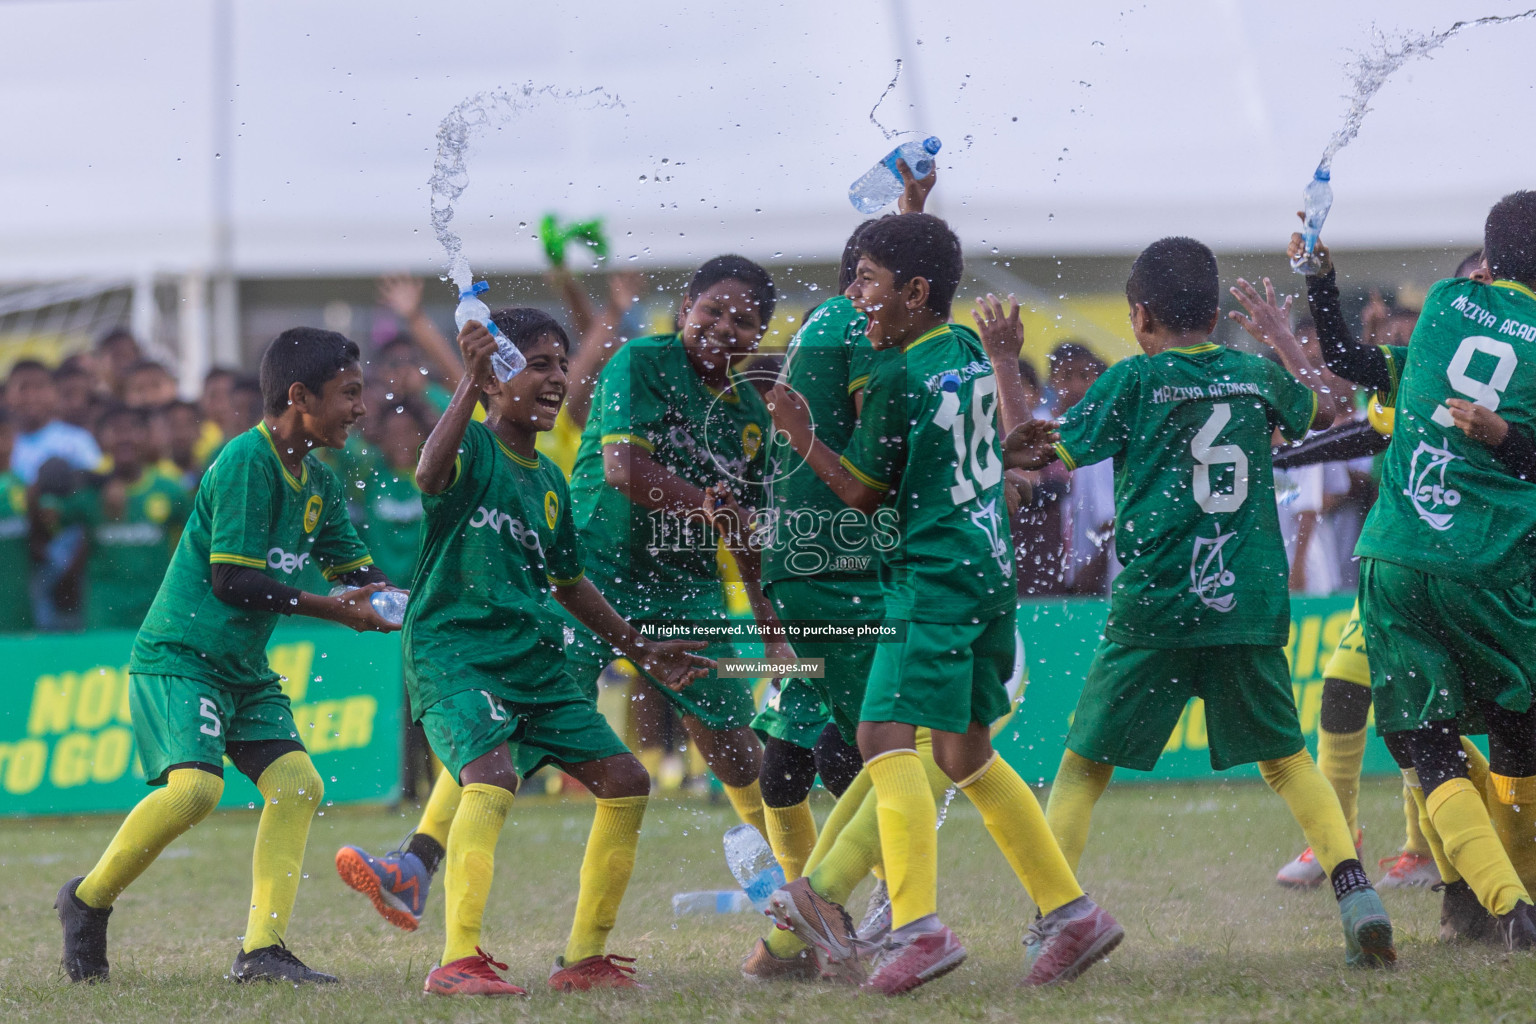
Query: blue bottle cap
940 371 961 392
459 280 490 300
923 136 942 154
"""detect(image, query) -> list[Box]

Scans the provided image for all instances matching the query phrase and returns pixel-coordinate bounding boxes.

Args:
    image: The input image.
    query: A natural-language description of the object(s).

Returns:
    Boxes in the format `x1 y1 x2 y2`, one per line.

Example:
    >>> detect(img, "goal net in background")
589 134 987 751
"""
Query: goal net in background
0 278 180 378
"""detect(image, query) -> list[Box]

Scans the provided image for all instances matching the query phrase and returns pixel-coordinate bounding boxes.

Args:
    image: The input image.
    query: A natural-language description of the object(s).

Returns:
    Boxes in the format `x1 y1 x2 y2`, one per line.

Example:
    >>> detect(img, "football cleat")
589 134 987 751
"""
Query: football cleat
548 954 644 991
1276 830 1363 890
857 880 893 947
56 876 111 983
1022 896 1123 987
335 844 430 931
1338 887 1396 968
424 948 528 996
764 878 865 985
740 938 820 982
231 943 338 984
1435 879 1497 944
1376 851 1440 890
863 922 967 996
1498 901 1536 952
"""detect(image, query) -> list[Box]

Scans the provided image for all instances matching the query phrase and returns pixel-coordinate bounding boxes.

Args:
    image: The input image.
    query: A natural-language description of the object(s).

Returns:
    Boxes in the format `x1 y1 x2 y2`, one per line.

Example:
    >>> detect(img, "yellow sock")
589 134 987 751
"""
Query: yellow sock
77 768 224 908
417 767 461 847
802 769 871 880
243 752 324 952
867 749 937 929
1044 750 1114 873
958 755 1083 914
1427 777 1529 915
763 800 817 881
1487 772 1536 894
1405 771 1458 883
723 779 767 836
1258 750 1355 877
1317 727 1367 837
564 795 647 963
442 783 514 964
1401 783 1431 858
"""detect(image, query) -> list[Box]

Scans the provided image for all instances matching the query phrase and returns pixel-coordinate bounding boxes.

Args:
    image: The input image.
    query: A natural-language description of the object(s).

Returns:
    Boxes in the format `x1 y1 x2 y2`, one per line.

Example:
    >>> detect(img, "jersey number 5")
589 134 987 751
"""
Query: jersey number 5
1192 403 1249 513
1431 335 1518 428
934 375 1002 504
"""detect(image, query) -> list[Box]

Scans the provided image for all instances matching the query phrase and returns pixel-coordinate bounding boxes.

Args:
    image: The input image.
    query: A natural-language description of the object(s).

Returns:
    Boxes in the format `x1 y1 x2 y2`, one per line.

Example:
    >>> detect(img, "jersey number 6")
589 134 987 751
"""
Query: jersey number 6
1192 403 1249 514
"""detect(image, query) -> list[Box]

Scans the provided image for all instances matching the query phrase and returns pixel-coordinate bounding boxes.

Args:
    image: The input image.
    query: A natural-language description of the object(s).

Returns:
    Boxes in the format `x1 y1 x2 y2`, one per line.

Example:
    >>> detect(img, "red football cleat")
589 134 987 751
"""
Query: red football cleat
862 923 967 996
423 948 529 997
548 953 645 991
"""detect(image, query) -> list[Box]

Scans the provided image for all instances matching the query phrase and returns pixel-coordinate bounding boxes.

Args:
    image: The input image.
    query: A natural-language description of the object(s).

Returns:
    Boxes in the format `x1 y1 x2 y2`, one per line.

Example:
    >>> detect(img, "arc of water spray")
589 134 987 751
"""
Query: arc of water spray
429 84 623 292
1317 8 1536 172
868 59 906 140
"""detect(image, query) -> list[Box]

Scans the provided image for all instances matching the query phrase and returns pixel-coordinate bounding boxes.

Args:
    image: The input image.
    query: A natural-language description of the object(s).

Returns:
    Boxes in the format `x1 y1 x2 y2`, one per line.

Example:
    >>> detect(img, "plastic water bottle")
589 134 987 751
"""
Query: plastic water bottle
848 136 942 214
723 823 785 911
1290 165 1334 275
454 281 526 382
671 890 754 916
328 585 408 626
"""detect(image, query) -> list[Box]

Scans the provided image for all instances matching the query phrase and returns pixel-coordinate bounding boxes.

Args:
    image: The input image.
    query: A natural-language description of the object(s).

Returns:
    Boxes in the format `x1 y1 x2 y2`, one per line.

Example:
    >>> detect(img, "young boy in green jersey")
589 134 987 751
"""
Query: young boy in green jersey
1312 191 1536 949
36 405 190 630
401 307 711 996
995 236 1395 967
56 327 404 985
768 213 1117 995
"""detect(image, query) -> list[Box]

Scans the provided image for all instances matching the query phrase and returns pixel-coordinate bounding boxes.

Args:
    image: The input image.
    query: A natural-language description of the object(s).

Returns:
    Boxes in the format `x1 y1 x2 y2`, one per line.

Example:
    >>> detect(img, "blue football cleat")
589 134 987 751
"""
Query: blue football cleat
336 845 430 931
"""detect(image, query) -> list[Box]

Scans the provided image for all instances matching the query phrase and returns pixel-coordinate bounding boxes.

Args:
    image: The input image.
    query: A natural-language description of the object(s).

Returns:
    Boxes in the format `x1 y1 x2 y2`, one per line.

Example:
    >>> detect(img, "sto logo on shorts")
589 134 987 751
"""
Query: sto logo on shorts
304 494 323 533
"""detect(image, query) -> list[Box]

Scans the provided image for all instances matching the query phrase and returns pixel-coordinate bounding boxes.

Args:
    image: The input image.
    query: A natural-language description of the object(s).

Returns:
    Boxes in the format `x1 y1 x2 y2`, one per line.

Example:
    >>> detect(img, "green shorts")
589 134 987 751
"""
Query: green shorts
129 674 299 787
1067 640 1304 772
420 686 629 782
860 611 1015 733
1360 558 1536 735
762 576 883 744
751 677 831 748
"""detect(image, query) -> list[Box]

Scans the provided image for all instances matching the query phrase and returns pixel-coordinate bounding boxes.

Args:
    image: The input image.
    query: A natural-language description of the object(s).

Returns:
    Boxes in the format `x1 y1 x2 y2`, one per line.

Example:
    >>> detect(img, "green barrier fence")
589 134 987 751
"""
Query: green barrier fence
0 623 402 817
2 593 1408 817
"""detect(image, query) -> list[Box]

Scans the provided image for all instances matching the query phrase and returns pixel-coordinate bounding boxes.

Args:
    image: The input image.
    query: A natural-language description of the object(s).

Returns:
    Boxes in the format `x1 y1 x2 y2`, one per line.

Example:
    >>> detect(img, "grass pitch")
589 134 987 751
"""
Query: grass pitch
2 776 1533 1023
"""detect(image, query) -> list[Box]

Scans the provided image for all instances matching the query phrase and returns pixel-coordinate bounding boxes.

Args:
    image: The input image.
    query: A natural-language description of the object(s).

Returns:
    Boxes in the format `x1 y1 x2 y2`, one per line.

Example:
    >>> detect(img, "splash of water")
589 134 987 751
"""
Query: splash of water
429 84 623 293
934 784 958 829
1318 9 1536 172
868 59 905 140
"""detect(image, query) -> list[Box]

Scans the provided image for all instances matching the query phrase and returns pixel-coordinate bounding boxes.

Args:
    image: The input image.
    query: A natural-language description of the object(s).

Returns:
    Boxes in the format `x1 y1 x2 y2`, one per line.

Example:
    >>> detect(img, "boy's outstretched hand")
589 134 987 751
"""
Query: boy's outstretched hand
1003 418 1060 471
638 639 715 692
328 582 403 633
768 384 814 455
458 321 498 389
896 158 937 215
1446 398 1510 447
973 293 1023 365
1227 277 1297 352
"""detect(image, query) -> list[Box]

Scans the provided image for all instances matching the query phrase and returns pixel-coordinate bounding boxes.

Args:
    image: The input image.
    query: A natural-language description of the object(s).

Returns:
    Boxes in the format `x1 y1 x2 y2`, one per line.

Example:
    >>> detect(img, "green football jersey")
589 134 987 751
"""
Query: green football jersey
1054 342 1316 649
130 423 373 691
840 324 1013 624
1357 278 1536 588
761 297 884 585
50 468 191 630
569 333 769 617
0 471 33 633
360 468 424 588
403 421 584 714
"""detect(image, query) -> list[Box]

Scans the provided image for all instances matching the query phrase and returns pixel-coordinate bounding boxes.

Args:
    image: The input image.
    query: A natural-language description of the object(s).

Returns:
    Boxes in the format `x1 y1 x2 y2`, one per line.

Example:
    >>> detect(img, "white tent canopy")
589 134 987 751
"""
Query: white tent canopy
2 0 1534 283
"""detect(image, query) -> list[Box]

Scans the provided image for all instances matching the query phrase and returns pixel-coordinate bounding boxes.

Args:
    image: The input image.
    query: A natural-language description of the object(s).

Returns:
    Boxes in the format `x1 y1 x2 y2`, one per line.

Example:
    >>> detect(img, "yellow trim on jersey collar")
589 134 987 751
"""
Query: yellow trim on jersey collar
903 324 950 352
1168 342 1220 355
1493 280 1536 303
257 422 308 491
492 433 540 469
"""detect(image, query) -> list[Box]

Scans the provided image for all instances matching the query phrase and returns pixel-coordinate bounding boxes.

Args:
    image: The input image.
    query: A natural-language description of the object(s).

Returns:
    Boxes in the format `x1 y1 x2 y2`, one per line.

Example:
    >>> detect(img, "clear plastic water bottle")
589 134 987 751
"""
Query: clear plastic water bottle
454 281 526 382
328 585 408 626
723 823 785 912
671 890 754 915
848 136 942 214
1290 165 1333 275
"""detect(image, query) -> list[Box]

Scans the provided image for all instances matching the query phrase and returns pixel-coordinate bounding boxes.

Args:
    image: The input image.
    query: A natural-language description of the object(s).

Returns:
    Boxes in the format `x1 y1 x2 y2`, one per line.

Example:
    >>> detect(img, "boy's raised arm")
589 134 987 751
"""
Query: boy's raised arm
973 293 1033 436
1286 234 1393 393
1228 276 1348 427
767 384 885 515
553 576 714 691
418 323 497 495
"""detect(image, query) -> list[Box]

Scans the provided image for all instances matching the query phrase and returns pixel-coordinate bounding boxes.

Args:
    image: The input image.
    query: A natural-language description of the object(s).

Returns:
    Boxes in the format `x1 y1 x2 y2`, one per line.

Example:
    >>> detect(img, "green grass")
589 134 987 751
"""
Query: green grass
2 776 1533 1023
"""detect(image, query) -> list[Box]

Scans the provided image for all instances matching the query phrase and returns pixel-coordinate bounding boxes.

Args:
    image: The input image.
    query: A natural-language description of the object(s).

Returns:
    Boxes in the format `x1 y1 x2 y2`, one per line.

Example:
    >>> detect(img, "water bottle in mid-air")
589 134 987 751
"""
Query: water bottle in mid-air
848 136 942 214
329 585 408 626
671 890 754 916
723 824 785 912
1290 165 1334 275
454 280 526 382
